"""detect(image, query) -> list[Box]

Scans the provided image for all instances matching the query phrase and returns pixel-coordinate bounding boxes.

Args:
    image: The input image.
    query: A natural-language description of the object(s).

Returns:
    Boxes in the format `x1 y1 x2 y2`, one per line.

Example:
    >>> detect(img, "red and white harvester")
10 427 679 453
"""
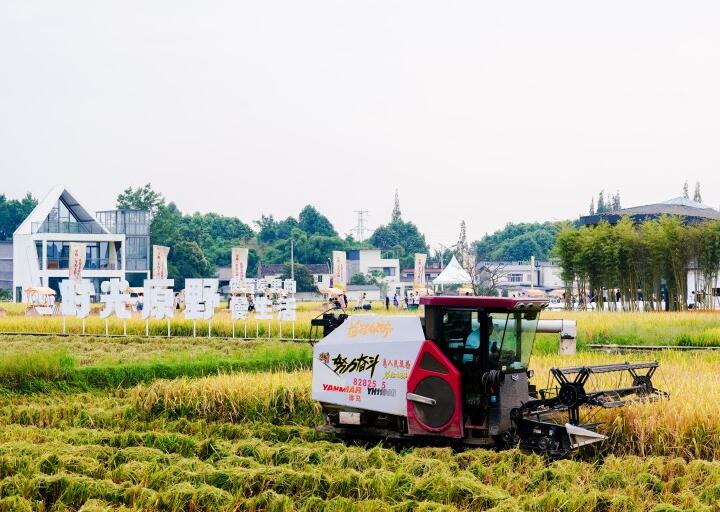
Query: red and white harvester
311 296 666 457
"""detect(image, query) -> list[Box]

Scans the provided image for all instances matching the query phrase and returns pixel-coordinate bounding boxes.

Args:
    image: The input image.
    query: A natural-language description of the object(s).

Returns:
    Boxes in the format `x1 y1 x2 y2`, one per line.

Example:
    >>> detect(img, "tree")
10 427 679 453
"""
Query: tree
589 197 595 215
476 262 508 295
149 203 182 247
169 240 211 290
368 190 428 268
694 182 702 203
553 216 718 312
369 221 428 269
391 189 402 223
0 193 37 240
350 273 370 285
298 205 336 237
683 180 689 199
280 264 318 292
456 220 468 266
474 222 561 262
611 190 622 211
116 184 164 217
596 190 606 214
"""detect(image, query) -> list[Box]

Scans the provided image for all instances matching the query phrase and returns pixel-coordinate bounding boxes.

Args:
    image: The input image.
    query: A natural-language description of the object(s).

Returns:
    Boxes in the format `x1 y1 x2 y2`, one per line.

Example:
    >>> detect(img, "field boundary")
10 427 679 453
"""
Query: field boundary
0 330 313 343
589 343 720 352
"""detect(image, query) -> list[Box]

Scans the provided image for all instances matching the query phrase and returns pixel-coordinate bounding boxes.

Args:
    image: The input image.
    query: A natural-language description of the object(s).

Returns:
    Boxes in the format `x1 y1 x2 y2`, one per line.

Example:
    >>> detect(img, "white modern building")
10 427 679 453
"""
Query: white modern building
476 260 564 293
12 186 127 302
0 241 12 292
347 249 400 280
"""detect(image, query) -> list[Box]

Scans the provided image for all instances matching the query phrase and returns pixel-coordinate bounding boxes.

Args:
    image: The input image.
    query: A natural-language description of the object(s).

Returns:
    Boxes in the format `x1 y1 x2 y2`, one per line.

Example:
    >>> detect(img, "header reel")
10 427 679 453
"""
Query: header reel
508 361 668 457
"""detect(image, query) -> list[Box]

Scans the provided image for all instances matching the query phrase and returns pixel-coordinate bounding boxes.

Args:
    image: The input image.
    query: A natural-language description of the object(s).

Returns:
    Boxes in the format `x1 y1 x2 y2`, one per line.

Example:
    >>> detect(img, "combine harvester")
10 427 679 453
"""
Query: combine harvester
311 296 667 457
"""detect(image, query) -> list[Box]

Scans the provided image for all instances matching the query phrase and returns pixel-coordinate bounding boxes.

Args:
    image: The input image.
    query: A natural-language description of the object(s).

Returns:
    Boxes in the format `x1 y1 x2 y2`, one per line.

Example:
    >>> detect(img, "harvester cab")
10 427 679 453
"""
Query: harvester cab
311 296 666 457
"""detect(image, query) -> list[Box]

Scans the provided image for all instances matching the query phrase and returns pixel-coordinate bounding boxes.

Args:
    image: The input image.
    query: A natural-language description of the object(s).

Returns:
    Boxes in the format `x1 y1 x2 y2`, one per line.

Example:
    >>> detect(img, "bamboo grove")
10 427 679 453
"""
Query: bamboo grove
554 216 720 311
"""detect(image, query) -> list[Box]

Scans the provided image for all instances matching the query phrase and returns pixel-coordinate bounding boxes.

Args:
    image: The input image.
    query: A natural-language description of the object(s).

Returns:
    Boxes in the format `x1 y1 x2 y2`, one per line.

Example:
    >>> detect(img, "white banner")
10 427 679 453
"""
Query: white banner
312 316 426 416
152 245 170 279
69 243 86 281
414 253 427 286
231 248 249 279
332 250 347 287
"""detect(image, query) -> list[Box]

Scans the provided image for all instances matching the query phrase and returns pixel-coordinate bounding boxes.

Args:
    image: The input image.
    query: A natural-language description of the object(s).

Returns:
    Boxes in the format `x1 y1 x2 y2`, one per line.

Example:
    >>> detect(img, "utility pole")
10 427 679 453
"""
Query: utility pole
353 210 369 242
290 239 294 280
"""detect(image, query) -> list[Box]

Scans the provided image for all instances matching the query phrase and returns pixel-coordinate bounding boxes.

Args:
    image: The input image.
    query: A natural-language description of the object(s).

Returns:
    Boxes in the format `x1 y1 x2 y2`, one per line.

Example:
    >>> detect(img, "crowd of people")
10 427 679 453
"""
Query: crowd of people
328 291 422 311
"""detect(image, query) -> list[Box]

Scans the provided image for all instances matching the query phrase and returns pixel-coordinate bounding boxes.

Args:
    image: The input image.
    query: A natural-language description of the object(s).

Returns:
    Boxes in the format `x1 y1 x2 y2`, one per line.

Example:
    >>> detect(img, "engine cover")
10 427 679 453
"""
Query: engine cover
406 341 463 438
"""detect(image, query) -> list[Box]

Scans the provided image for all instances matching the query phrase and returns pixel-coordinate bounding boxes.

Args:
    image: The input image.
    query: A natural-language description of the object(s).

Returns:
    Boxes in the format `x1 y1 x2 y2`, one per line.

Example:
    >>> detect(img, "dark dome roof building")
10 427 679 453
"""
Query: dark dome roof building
580 197 720 226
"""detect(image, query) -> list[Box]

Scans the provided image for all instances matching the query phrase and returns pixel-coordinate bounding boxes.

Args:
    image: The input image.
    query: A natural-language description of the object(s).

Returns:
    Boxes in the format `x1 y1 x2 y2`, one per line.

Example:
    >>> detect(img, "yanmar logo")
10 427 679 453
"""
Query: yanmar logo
347 319 393 338
322 384 362 393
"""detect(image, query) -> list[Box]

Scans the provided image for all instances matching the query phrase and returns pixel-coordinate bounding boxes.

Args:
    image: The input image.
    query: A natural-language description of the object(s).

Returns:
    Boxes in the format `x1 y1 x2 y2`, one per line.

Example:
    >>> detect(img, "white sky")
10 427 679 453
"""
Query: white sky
1 1 719 247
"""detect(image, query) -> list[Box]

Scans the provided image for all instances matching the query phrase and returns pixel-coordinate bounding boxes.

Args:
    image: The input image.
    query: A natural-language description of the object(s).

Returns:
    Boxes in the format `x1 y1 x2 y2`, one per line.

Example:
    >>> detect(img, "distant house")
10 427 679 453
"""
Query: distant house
580 197 720 226
346 249 399 279
476 260 563 294
258 263 331 288
400 264 443 283
216 262 332 291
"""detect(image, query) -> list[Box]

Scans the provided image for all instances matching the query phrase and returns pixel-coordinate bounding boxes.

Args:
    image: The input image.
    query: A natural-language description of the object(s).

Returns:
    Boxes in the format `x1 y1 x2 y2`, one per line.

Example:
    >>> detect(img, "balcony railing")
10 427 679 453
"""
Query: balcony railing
32 221 107 234
45 258 121 271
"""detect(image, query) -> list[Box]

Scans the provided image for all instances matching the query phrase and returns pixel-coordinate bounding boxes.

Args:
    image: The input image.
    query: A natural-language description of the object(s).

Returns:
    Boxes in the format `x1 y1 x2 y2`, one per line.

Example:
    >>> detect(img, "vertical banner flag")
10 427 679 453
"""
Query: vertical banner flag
332 251 347 287
108 241 117 270
414 253 427 286
69 243 86 281
153 245 170 279
231 248 249 279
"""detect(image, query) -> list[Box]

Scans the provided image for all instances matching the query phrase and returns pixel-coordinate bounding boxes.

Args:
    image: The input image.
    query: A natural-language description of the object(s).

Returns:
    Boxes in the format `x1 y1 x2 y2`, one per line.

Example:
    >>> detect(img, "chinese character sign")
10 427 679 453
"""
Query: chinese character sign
229 278 245 295
414 253 427 286
99 279 131 319
69 243 86 281
332 251 347 287
141 279 175 319
184 279 220 320
152 245 170 279
230 295 249 321
60 279 93 319
255 295 271 320
279 297 297 321
267 278 282 293
283 279 296 294
231 248 248 279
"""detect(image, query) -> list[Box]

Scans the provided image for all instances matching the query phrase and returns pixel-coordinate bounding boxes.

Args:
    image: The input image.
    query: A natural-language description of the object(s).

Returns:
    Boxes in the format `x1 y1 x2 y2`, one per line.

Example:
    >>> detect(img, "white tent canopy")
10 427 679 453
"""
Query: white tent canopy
432 255 472 285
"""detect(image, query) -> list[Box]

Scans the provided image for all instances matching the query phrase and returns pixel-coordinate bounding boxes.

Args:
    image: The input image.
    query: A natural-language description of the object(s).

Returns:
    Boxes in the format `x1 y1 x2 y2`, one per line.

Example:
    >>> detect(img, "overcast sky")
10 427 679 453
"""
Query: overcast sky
1 1 719 247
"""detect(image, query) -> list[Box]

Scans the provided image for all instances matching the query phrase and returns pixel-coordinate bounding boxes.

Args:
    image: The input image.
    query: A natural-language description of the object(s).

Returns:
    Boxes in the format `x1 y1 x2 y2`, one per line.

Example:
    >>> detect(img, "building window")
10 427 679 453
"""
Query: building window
507 273 523 283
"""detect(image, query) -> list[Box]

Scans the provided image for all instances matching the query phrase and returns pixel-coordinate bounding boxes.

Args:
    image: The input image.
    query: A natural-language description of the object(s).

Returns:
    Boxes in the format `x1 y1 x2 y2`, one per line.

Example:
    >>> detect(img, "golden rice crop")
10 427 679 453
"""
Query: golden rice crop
532 351 720 459
132 351 720 460
2 389 720 511
542 310 720 346
2 302 720 347
132 371 321 425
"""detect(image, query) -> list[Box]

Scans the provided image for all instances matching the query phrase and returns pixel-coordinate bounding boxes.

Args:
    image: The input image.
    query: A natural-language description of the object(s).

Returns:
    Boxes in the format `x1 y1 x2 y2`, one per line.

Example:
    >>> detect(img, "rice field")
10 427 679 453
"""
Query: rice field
1 311 720 510
2 302 720 348
0 361 719 511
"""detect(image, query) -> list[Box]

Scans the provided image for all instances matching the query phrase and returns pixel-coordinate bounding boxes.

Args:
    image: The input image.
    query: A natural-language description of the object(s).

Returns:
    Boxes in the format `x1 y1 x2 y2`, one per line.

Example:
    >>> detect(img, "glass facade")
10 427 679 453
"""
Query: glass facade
33 197 104 234
96 210 150 272
43 241 122 270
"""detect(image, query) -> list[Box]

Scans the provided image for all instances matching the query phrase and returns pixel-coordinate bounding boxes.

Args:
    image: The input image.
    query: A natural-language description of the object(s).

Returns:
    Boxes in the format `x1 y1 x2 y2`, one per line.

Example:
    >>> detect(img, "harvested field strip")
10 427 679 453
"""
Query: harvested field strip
0 339 311 392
